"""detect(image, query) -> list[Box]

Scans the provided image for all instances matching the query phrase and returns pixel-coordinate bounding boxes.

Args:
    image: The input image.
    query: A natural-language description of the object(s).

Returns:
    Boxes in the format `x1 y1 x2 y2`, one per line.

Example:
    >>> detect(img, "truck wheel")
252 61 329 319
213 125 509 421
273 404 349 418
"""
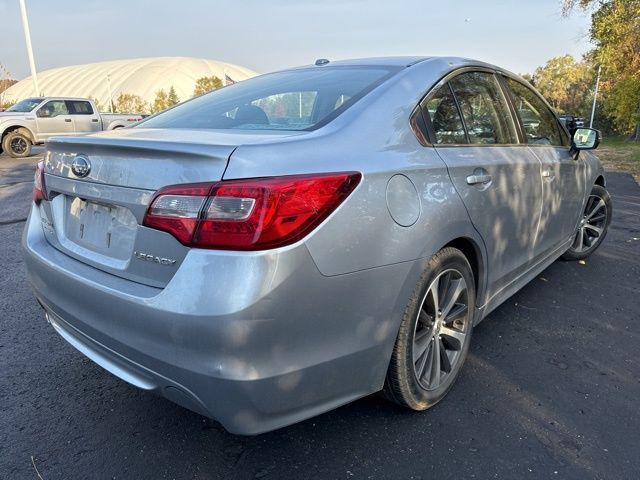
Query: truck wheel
2 130 33 158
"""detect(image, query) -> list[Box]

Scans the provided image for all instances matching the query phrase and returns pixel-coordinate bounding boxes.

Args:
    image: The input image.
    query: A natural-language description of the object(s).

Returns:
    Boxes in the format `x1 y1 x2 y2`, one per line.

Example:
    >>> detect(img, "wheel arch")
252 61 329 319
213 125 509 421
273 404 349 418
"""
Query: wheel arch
1 124 36 144
443 236 486 308
594 175 606 187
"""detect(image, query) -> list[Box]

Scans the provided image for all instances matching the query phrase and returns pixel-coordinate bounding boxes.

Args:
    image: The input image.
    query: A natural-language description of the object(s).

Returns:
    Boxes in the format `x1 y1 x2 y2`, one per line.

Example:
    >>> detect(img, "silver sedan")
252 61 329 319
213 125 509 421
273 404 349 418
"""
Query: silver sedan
23 57 611 434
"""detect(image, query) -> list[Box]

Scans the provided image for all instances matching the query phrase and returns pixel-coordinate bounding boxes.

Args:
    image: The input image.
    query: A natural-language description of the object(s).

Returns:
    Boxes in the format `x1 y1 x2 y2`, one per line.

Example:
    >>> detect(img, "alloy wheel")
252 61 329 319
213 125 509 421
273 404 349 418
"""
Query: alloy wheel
572 194 608 253
10 137 28 154
412 268 470 391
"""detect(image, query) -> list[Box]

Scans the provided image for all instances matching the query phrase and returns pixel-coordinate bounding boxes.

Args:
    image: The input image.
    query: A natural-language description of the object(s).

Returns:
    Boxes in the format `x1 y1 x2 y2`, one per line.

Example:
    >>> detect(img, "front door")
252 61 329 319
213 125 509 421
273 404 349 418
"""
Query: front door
35 100 74 141
423 71 543 301
503 77 586 257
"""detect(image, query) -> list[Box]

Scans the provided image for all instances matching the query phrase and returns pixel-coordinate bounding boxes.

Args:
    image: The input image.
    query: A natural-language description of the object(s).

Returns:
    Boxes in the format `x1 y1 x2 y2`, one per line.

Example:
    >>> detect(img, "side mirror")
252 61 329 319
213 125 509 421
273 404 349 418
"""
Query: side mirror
572 127 600 151
36 108 51 118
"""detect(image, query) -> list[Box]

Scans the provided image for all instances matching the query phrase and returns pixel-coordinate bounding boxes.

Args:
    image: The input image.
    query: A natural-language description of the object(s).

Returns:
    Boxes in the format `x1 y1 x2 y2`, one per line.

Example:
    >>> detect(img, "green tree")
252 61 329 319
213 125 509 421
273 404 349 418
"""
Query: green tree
590 0 640 137
532 55 593 115
563 0 640 138
167 86 180 108
113 93 148 113
193 76 223 96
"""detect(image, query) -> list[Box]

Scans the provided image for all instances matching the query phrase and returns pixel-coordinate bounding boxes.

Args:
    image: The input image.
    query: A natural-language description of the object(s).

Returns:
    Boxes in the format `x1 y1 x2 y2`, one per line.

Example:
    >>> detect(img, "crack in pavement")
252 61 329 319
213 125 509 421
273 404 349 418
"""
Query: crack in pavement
0 217 27 226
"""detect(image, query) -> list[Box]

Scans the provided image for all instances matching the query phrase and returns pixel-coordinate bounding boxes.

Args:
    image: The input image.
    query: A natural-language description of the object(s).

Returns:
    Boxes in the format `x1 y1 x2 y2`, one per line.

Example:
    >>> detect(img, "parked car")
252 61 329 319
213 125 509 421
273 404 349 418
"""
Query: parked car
0 97 144 158
559 114 586 134
23 57 610 435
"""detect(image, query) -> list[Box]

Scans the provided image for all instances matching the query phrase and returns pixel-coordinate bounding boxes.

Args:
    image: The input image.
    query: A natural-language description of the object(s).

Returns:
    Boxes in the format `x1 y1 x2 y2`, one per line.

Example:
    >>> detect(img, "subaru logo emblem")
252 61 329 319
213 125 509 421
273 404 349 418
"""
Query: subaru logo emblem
71 155 91 178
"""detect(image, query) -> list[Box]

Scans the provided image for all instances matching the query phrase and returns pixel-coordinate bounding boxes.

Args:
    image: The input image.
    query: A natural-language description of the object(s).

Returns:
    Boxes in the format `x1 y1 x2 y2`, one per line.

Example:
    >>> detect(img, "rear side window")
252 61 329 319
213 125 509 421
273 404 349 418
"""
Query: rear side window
505 78 564 146
423 84 466 144
66 101 94 115
449 72 518 145
141 67 398 131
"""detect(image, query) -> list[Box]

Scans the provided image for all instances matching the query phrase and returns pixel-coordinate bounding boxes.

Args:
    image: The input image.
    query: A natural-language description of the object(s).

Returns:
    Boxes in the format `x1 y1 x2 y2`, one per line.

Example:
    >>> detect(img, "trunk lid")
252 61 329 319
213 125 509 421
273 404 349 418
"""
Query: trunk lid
40 128 304 287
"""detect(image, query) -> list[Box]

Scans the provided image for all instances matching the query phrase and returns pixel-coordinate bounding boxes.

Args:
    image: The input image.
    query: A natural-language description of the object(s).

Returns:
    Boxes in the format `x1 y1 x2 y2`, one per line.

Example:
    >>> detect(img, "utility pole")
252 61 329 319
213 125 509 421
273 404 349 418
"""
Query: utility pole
19 0 40 96
589 65 602 129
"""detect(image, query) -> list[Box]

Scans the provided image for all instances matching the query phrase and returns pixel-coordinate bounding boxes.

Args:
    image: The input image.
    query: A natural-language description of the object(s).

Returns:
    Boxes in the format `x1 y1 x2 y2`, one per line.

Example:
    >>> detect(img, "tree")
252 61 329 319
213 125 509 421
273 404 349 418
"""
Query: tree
151 89 169 113
590 0 640 137
151 87 180 113
89 97 104 113
519 73 534 86
563 0 640 138
113 93 148 113
532 55 593 115
167 86 180 108
193 76 223 96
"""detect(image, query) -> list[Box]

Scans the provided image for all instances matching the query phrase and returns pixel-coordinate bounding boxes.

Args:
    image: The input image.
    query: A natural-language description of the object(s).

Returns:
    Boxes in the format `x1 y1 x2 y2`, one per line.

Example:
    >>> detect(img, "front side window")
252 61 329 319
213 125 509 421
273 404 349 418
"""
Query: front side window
423 84 466 144
141 67 398 131
67 101 93 115
6 98 44 113
505 78 564 146
449 72 518 145
37 100 69 118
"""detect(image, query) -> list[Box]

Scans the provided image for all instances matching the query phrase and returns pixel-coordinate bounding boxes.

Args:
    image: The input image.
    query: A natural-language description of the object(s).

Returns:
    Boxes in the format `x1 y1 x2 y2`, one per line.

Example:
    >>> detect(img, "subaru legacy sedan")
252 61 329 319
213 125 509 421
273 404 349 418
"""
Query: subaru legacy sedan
23 57 611 434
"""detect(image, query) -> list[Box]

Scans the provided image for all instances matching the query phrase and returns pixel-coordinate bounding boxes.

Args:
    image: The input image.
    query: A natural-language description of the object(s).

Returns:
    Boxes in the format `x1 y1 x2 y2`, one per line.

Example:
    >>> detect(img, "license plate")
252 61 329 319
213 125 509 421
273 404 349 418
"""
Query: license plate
64 197 137 259
71 199 114 249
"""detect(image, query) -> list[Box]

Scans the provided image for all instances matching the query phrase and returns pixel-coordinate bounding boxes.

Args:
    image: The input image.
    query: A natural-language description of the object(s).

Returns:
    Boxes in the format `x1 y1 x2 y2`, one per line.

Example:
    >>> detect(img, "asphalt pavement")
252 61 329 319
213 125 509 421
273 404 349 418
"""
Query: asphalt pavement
1 151 639 480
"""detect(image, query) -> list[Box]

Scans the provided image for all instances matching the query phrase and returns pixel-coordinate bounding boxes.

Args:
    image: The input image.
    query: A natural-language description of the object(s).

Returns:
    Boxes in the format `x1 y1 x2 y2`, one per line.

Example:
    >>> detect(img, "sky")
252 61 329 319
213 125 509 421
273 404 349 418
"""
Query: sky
0 0 593 80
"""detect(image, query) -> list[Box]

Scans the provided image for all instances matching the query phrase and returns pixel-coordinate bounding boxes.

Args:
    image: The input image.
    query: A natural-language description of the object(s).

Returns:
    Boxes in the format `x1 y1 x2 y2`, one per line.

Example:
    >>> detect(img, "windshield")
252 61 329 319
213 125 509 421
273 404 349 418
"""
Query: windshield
141 67 399 131
6 98 44 113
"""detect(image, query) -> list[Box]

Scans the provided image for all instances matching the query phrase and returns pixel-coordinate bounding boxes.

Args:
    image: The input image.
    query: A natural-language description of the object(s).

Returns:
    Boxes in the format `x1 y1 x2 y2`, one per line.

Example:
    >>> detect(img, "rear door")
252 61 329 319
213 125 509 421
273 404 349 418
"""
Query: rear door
66 100 101 134
502 77 586 256
424 70 543 300
35 100 74 141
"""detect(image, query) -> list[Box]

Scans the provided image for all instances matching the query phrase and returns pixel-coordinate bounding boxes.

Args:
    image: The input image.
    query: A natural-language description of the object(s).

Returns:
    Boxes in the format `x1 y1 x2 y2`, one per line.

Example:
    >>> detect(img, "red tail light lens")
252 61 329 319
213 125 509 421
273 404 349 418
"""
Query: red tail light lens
143 172 361 250
33 161 47 204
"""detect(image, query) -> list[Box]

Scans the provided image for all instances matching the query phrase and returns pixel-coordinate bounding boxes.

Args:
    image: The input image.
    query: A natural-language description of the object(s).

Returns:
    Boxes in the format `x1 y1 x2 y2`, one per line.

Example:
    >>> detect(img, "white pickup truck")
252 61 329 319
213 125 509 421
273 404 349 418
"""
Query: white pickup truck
0 97 144 158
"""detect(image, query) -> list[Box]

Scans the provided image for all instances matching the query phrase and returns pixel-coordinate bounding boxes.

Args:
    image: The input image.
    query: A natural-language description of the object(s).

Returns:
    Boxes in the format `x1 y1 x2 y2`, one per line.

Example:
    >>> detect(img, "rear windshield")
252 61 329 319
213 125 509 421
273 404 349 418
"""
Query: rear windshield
6 98 44 113
141 67 398 131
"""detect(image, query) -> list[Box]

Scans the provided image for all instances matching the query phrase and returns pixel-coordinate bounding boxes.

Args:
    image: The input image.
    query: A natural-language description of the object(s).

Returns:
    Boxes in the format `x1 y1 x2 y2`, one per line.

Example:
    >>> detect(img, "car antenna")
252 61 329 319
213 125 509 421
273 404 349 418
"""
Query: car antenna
315 59 330 66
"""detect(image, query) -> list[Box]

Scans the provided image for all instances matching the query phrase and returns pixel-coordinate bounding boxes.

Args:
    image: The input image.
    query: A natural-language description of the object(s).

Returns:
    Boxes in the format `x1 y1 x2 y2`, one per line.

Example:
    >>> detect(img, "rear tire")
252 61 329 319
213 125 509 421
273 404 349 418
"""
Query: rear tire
2 130 33 158
384 247 475 410
562 184 612 261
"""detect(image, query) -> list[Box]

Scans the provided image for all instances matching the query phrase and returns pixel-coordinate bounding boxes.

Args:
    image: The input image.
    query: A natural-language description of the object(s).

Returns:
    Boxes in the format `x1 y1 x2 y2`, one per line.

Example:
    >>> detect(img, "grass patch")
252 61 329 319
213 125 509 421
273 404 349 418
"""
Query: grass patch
596 136 640 182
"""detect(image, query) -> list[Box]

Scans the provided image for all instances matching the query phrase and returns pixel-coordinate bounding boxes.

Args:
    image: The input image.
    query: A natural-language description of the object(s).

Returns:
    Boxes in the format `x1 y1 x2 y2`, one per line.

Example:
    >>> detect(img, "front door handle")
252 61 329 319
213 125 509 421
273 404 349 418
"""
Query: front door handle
466 174 492 185
542 169 555 180
64 118 72 123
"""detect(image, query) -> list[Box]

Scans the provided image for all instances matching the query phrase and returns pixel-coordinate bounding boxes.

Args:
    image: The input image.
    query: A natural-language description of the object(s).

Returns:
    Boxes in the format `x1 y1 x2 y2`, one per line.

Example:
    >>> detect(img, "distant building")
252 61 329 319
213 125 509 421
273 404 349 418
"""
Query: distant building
2 57 257 111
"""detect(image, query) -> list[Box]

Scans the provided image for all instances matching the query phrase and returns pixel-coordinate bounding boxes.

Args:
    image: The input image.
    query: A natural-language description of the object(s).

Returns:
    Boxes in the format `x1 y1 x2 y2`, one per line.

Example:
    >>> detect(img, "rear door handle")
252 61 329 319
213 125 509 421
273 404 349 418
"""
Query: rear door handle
64 119 72 123
91 119 99 123
466 174 492 185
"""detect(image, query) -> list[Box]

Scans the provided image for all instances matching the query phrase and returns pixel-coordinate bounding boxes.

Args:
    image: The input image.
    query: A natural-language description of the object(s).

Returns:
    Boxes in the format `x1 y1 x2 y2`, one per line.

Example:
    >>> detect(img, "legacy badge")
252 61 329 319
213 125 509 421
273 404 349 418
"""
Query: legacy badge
134 251 176 266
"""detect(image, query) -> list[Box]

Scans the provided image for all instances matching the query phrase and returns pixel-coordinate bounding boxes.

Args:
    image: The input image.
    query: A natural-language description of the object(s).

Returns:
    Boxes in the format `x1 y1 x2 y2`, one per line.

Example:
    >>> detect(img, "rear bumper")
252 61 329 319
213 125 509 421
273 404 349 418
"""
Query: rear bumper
22 204 414 434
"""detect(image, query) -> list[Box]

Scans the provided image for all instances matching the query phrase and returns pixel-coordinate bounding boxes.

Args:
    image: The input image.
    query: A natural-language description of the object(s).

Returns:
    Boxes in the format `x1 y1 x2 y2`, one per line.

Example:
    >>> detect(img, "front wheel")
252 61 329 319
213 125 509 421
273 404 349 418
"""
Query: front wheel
2 130 33 158
562 184 612 261
384 247 475 410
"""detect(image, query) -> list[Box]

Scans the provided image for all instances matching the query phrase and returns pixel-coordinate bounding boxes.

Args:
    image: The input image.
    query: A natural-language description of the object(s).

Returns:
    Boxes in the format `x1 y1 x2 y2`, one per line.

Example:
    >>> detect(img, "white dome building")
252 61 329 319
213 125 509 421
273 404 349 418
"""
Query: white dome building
3 57 258 110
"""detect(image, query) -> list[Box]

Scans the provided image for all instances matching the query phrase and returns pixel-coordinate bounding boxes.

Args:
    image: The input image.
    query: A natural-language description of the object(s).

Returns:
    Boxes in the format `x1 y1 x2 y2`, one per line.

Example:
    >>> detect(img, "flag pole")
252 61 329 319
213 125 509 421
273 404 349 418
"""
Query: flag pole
19 0 40 96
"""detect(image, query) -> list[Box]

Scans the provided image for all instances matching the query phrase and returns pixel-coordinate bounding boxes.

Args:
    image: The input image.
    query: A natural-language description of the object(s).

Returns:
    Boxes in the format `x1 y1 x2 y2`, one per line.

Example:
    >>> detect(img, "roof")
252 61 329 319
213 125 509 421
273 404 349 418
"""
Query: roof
3 57 258 110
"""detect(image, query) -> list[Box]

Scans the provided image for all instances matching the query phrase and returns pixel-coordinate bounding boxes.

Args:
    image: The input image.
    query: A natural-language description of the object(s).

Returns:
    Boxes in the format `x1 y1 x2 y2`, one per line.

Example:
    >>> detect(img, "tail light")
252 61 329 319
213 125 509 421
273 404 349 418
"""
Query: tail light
33 161 47 204
143 172 361 250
